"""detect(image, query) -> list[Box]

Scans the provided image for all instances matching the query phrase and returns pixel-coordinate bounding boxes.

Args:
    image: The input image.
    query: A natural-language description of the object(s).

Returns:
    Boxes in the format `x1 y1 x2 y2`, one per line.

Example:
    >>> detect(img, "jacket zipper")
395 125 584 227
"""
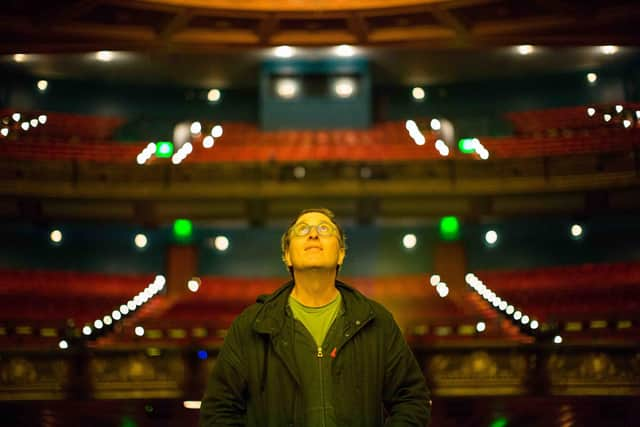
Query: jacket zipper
318 346 326 427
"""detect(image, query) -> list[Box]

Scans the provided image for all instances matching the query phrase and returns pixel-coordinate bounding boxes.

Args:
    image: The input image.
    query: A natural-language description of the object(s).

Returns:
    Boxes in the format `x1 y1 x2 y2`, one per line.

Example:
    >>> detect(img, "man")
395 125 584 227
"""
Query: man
200 208 431 426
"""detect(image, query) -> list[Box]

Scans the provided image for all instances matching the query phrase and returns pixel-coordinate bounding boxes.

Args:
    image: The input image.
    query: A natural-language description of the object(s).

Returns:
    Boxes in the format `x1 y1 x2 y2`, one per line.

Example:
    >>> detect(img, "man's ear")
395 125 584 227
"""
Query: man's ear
284 249 292 268
337 247 345 265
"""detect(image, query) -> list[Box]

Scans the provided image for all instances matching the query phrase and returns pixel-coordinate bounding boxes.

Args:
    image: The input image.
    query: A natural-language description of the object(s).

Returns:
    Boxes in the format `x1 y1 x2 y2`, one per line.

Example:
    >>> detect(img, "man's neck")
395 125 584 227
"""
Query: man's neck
291 269 338 307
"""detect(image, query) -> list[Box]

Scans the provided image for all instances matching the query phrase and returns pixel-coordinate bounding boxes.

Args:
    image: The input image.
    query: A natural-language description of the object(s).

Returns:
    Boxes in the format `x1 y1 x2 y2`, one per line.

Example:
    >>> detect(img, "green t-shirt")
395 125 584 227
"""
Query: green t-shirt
289 291 342 348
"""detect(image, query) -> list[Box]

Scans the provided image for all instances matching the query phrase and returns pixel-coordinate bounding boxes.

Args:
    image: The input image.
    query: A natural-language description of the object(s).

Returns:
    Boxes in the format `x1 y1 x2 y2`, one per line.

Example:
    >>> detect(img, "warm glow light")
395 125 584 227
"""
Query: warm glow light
600 45 619 55
112 310 121 320
274 45 294 58
13 53 26 63
402 233 417 249
623 119 632 128
615 104 623 113
94 319 104 329
187 278 200 293
50 229 62 243
37 80 48 91
12 113 21 122
207 89 221 102
190 121 202 134
276 78 299 99
103 315 113 325
96 50 114 62
203 136 215 148
587 107 596 117
135 326 145 337
603 114 612 122
21 122 29 131
334 77 355 98
30 119 38 127
517 44 534 55
429 274 441 286
436 282 449 298
484 230 498 245
554 335 563 344
214 235 229 251
586 73 598 84
58 340 69 349
134 233 148 248
82 326 92 335
570 224 583 238
38 114 47 124
412 87 425 100
430 118 441 131
211 125 223 138
184 401 201 409
476 322 486 332
513 310 522 320
334 44 355 57
530 320 539 329
1 128 8 137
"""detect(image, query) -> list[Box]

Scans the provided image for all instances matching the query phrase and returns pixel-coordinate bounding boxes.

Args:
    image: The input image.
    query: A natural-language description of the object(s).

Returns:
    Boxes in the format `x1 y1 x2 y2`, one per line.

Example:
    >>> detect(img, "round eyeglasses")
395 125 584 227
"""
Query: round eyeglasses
292 222 336 237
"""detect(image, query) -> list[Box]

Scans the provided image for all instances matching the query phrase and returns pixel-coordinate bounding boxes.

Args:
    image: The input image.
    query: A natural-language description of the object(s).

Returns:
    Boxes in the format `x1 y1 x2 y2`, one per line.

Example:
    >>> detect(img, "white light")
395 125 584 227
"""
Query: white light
412 87 425 100
636 111 640 120
58 340 69 350
183 142 193 154
476 322 486 332
615 105 623 113
103 315 112 325
530 320 539 329
96 50 114 61
214 235 230 251
430 118 441 131
276 78 299 99
478 148 489 160
94 319 104 329
12 113 21 122
127 300 136 311
13 53 26 63
465 273 475 283
506 305 515 315
513 310 522 320
30 119 38 127
570 224 583 238
517 44 534 55
135 326 145 337
207 89 221 102
499 301 508 311
82 326 92 335
120 304 129 315
211 125 223 138
38 114 47 124
405 120 417 132
413 133 426 146
112 310 121 321
293 165 306 179
203 136 215 148
521 315 530 324
146 141 156 151
21 122 30 131
50 229 62 243
171 154 182 165
183 401 201 409
334 44 355 57
484 230 498 245
136 154 147 165
603 114 612 122
554 335 563 344
134 295 143 306
429 274 441 286
402 233 417 249
623 119 632 128
37 80 48 91
436 283 449 298
600 45 619 55
587 107 596 117
334 78 355 98
274 45 294 58
187 279 200 292
1 128 8 137
586 73 598 84
155 275 166 288
134 233 148 248
190 121 202 134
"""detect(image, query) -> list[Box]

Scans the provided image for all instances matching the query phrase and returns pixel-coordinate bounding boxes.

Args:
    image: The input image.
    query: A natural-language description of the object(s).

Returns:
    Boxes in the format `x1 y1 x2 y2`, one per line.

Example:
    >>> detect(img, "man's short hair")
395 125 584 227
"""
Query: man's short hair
280 207 347 273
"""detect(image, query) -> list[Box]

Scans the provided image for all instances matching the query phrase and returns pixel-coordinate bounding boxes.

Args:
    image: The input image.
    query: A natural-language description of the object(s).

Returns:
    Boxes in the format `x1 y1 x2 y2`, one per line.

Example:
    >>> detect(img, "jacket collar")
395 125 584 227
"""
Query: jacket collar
253 279 375 336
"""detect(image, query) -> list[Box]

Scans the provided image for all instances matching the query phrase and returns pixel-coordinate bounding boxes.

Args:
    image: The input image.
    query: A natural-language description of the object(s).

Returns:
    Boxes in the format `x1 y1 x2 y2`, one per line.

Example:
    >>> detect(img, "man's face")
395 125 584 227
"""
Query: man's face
284 212 345 273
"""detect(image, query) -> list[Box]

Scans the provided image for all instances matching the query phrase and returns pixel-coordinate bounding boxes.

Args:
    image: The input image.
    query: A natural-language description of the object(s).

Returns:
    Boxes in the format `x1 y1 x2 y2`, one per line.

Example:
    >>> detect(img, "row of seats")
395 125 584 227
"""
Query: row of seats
3 120 638 164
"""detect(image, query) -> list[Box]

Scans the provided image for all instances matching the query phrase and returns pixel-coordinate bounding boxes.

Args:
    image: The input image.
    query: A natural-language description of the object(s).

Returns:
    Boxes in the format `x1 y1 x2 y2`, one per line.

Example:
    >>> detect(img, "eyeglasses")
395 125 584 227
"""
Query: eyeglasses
292 222 336 237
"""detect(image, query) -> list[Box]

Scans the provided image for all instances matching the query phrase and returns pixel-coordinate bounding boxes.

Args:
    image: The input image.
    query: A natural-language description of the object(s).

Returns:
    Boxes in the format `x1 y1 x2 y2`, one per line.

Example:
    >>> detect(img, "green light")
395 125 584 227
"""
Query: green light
458 138 477 154
490 417 508 427
156 141 174 158
120 416 137 427
439 216 460 241
173 219 193 242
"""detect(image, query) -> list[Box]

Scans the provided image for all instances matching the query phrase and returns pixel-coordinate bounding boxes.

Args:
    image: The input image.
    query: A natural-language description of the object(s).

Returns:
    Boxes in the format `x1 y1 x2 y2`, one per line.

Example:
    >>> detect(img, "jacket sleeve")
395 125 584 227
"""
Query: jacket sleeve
200 319 248 427
382 315 431 426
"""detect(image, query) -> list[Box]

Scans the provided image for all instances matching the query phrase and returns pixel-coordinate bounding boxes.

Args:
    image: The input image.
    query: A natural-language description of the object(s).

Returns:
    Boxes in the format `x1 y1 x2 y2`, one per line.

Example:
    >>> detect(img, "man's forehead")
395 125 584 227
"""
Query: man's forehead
295 212 332 225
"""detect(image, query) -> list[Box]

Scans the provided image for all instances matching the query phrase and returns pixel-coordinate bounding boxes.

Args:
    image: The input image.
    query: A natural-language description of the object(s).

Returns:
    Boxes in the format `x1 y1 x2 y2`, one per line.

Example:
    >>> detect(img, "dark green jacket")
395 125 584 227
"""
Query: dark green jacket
200 280 431 426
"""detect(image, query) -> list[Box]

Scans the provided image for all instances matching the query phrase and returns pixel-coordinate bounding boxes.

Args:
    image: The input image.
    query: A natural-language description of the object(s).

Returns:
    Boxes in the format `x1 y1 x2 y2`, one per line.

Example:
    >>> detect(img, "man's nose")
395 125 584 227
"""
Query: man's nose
307 227 320 238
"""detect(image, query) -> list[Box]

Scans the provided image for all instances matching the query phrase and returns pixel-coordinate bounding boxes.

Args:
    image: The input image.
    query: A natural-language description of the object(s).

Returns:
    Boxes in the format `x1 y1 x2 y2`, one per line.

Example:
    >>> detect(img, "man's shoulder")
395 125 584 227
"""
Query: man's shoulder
337 281 395 322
